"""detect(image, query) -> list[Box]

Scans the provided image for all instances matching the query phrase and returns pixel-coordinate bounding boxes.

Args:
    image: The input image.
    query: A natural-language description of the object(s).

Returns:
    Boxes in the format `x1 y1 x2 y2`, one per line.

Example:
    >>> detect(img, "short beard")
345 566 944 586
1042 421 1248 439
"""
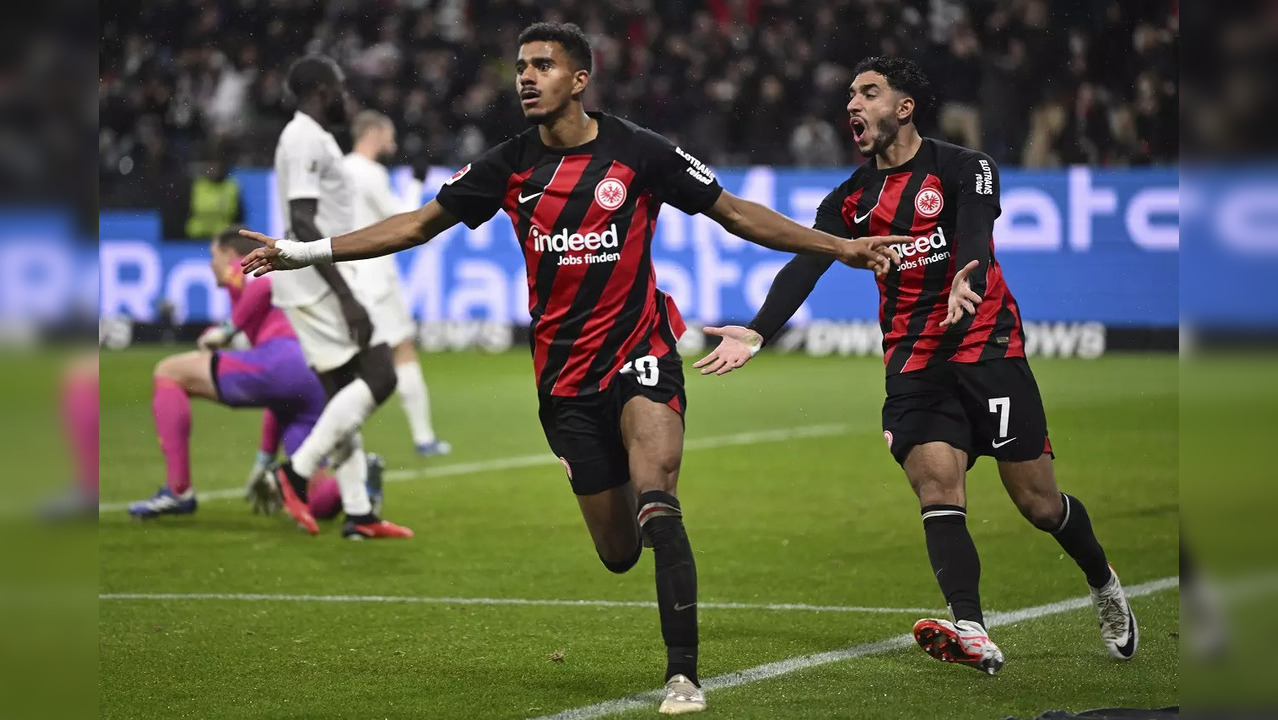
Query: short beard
859 117 900 158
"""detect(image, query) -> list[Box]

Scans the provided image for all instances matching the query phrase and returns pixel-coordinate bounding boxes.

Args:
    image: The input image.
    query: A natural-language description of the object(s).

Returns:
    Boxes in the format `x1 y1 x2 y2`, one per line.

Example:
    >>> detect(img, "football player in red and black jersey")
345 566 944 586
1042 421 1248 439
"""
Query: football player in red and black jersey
695 57 1138 675
239 23 905 714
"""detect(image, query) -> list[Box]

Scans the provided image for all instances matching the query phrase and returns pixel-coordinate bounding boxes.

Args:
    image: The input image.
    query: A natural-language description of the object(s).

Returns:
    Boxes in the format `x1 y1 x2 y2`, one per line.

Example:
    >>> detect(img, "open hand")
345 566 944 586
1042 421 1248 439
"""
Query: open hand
239 229 309 276
940 259 983 327
693 325 763 376
839 236 907 276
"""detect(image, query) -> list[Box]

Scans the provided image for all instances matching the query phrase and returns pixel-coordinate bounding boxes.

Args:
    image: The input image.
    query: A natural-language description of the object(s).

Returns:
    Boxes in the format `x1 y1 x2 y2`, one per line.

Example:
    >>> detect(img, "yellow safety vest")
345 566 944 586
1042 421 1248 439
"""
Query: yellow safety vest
186 178 240 238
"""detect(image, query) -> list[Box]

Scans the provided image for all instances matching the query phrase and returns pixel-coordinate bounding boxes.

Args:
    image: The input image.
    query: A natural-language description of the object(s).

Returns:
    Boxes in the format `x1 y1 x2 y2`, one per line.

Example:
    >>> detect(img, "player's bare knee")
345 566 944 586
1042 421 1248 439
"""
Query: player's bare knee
597 535 642 574
633 465 680 496
1015 489 1063 531
908 470 962 507
916 484 962 509
153 356 181 381
653 453 682 486
154 355 204 393
629 447 681 495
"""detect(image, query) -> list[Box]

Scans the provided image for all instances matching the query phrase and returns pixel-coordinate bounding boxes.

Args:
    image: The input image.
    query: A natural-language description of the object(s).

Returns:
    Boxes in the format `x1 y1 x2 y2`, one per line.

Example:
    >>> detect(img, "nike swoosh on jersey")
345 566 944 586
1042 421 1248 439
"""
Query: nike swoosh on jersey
991 437 1018 449
519 191 544 203
854 182 887 225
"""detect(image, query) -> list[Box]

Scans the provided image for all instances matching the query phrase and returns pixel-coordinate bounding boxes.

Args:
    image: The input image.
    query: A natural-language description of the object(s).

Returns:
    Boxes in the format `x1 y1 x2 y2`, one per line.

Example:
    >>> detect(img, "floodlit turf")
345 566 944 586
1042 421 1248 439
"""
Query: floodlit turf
98 349 1178 719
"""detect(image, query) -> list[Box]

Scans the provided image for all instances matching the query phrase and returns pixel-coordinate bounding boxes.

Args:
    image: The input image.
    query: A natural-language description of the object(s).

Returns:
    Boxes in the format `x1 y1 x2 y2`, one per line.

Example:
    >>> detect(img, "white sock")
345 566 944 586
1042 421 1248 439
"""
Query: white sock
333 432 372 517
291 379 376 478
395 361 436 445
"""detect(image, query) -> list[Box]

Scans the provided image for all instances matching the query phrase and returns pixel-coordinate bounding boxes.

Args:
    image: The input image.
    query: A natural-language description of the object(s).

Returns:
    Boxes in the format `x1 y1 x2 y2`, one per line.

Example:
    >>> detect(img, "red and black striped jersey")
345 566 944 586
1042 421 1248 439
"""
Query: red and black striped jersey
435 112 723 396
816 138 1026 374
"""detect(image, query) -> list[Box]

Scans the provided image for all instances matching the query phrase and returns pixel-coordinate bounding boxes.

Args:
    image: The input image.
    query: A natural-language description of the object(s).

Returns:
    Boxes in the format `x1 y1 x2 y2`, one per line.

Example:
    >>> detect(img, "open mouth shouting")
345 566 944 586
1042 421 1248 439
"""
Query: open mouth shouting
849 115 868 144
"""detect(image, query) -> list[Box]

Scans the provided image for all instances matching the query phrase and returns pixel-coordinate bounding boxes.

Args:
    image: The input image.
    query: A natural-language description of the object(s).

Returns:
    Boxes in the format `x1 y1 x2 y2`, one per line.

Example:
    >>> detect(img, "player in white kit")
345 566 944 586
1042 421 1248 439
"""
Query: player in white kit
341 111 450 457
268 54 412 539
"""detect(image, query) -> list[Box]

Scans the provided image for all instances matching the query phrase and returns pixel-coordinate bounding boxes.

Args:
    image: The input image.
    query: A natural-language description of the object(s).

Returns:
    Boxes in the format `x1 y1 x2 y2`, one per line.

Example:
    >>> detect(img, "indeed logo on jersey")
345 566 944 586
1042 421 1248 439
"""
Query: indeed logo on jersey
890 227 951 270
531 224 622 266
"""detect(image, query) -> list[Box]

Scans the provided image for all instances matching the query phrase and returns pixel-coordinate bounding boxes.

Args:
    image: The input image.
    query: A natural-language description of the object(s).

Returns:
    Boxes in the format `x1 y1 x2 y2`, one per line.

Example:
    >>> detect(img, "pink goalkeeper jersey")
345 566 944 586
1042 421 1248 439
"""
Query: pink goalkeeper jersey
225 269 295 346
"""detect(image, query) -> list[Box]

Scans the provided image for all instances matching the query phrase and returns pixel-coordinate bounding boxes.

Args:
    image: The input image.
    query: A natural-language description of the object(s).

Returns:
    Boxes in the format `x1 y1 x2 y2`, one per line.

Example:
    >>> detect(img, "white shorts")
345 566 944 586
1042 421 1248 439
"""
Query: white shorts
280 294 359 374
368 290 416 348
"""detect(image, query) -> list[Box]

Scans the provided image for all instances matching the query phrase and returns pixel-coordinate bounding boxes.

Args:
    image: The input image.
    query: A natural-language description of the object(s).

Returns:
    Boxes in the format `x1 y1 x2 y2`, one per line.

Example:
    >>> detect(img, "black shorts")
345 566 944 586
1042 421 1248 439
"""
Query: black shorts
882 357 1054 470
538 352 687 496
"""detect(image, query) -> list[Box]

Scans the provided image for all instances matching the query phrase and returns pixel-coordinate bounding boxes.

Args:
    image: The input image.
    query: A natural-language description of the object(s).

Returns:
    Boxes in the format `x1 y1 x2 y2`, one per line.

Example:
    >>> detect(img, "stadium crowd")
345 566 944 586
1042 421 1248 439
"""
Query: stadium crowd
100 0 1178 216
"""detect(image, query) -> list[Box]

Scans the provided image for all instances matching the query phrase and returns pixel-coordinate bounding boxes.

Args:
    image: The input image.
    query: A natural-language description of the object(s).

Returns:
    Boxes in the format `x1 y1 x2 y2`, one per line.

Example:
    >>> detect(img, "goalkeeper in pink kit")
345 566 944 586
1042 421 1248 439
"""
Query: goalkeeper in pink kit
128 227 382 528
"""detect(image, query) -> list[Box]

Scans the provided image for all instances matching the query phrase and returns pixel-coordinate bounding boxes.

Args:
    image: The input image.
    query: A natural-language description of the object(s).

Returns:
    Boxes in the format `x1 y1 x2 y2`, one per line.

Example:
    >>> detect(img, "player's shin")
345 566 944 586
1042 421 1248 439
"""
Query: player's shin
922 505 984 627
638 491 698 685
1048 493 1113 588
153 378 193 494
291 379 377 478
331 433 374 521
395 361 437 445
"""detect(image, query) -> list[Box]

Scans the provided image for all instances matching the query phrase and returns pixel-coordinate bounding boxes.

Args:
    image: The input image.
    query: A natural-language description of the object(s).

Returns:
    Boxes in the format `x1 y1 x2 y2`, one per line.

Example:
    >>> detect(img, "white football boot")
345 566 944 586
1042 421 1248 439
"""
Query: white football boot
913 618 1005 675
658 674 706 714
1090 566 1139 659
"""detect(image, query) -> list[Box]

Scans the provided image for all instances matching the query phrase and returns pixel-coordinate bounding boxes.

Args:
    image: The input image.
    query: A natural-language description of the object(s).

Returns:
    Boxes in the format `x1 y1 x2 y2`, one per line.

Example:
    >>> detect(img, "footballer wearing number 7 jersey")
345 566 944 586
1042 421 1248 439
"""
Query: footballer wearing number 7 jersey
696 57 1139 676
238 22 904 716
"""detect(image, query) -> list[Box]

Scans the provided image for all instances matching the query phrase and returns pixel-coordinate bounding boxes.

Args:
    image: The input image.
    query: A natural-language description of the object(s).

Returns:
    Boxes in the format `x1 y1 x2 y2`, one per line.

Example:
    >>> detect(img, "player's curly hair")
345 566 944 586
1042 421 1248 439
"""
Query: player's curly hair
853 56 935 124
518 22 593 73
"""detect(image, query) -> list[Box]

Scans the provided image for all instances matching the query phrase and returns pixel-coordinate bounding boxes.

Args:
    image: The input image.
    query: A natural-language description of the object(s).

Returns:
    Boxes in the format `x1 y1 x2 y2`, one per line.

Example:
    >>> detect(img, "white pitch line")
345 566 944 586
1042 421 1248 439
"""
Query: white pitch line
97 591 937 615
97 423 849 512
530 576 1180 720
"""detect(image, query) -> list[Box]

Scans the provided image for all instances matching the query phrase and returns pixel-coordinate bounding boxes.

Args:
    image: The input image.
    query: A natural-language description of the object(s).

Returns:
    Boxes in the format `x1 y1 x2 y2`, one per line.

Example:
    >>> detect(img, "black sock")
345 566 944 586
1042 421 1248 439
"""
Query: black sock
638 490 698 686
921 505 984 628
279 461 308 502
345 512 378 525
1050 493 1112 588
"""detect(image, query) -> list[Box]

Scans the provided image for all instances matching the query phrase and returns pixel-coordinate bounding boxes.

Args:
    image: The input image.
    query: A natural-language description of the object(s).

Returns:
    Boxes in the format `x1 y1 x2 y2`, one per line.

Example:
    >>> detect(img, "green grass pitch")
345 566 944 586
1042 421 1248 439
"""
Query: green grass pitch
97 349 1178 719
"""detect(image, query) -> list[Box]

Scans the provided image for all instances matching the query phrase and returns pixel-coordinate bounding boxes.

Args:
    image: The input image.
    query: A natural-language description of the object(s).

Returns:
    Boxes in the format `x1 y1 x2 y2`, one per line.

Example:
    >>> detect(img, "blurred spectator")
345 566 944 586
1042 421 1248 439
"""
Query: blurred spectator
935 23 982 151
100 0 1179 222
184 157 244 240
789 111 845 167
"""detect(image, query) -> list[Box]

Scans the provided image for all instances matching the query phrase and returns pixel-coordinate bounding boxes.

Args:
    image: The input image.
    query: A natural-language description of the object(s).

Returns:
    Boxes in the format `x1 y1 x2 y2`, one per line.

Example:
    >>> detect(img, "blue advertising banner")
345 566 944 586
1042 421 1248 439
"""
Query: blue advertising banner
91 165 1179 328
0 212 97 324
0 166 1180 333
1180 167 1278 328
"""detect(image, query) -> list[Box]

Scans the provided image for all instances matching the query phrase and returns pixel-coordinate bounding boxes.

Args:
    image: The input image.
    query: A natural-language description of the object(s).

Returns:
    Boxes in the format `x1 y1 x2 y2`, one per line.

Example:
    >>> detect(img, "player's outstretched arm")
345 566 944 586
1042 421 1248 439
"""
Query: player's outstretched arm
702 191 904 275
938 202 999 327
694 251 834 376
240 199 462 276
693 326 763 376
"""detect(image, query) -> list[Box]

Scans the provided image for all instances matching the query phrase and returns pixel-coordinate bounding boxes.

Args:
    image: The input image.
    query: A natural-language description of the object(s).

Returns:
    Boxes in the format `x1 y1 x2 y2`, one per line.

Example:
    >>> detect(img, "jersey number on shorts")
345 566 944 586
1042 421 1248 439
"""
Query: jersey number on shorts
622 355 660 387
988 396 1011 438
